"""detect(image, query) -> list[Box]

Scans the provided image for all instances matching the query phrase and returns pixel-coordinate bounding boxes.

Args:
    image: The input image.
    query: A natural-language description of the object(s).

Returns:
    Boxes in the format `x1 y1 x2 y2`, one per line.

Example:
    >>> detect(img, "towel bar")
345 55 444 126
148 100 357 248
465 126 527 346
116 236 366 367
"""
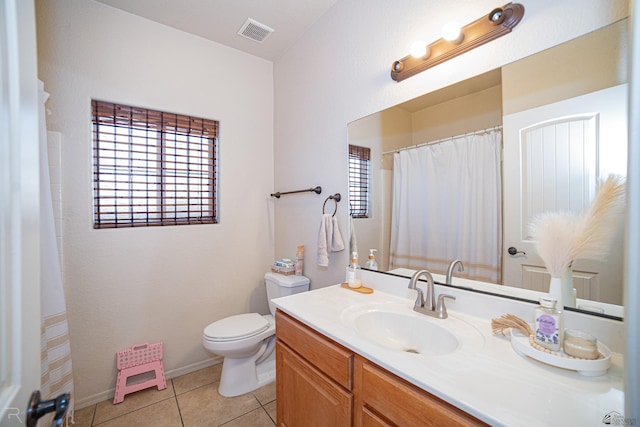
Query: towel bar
270 186 322 198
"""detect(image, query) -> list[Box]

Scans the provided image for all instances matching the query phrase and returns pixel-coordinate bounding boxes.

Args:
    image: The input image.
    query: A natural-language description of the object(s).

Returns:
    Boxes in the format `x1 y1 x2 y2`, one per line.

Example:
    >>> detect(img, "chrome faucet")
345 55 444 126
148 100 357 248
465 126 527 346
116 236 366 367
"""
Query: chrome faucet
407 269 456 319
446 259 464 285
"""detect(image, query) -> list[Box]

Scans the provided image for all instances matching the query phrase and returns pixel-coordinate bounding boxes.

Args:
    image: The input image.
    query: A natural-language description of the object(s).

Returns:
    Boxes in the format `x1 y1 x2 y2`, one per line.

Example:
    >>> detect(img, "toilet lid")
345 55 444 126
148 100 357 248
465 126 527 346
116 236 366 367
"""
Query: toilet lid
204 313 270 341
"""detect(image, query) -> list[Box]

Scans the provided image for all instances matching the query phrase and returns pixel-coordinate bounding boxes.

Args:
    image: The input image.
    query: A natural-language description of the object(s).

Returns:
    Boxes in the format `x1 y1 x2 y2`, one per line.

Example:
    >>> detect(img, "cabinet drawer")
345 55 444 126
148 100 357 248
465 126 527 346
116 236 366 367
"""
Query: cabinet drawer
358 358 488 427
276 310 353 390
361 407 391 427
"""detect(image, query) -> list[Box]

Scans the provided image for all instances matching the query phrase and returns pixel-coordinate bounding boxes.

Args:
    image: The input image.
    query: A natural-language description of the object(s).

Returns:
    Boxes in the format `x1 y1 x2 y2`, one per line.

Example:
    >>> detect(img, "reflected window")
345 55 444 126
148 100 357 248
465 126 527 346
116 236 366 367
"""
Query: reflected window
91 100 219 228
349 144 370 218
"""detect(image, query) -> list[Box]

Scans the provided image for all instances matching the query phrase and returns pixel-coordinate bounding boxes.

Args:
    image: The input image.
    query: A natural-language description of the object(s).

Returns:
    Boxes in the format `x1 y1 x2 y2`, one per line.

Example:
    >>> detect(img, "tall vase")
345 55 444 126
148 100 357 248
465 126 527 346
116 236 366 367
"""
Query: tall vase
548 276 564 309
561 266 577 308
548 268 576 310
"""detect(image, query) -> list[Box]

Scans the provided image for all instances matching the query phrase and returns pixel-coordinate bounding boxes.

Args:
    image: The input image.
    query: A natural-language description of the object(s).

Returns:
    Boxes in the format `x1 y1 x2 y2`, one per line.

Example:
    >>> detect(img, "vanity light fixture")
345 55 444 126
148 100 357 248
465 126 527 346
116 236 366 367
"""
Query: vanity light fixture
410 40 428 58
441 21 463 44
391 2 524 82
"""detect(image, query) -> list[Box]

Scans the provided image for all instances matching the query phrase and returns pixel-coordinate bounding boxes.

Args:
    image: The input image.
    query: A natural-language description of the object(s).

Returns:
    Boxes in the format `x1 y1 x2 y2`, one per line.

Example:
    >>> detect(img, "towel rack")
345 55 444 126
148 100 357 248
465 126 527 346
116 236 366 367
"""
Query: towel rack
270 186 322 198
322 193 341 217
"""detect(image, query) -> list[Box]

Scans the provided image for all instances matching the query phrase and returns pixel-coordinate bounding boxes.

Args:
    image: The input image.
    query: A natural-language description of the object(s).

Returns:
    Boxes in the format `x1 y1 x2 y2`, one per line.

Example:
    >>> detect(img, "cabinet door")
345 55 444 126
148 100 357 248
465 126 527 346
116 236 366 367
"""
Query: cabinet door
356 358 487 427
277 342 352 427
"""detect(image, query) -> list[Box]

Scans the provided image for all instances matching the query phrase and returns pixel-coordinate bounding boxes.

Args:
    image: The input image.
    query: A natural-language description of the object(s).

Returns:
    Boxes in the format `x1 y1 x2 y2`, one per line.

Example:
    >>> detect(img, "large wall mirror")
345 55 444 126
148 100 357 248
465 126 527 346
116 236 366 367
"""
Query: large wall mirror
348 19 628 319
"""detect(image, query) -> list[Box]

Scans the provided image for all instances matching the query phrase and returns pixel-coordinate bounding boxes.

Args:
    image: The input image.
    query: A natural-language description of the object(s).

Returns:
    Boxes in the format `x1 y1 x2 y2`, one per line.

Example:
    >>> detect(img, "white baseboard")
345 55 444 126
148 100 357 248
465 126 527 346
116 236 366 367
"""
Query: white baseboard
164 357 222 381
74 357 223 410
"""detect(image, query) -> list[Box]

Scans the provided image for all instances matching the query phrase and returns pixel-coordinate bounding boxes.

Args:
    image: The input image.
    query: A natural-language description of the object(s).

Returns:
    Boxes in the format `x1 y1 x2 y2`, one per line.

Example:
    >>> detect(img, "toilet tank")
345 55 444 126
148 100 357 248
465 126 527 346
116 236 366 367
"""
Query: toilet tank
265 272 310 315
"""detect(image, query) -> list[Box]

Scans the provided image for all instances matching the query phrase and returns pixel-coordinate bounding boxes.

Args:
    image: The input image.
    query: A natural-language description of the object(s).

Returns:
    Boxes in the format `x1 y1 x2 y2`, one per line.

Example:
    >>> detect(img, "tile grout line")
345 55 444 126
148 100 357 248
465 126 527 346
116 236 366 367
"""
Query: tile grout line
174 380 217 397
261 404 276 426
216 398 269 427
172 378 186 427
254 391 276 426
89 404 97 427
92 395 177 426
91 379 176 425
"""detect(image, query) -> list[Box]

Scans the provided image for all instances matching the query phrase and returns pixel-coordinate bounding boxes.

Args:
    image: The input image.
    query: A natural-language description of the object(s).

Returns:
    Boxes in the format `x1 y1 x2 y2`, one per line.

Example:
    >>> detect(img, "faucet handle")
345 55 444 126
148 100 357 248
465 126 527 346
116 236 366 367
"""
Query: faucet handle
436 294 456 319
412 288 425 310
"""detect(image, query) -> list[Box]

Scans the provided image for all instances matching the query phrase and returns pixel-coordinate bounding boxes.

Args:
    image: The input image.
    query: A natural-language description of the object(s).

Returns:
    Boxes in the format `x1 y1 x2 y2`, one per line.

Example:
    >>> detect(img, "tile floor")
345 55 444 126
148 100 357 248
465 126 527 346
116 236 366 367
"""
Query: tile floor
72 365 276 426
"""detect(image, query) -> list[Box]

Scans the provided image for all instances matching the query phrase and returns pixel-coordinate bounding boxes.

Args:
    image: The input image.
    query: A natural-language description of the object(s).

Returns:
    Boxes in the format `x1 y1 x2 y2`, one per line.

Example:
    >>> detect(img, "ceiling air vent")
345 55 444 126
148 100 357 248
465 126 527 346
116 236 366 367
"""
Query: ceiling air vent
237 18 274 43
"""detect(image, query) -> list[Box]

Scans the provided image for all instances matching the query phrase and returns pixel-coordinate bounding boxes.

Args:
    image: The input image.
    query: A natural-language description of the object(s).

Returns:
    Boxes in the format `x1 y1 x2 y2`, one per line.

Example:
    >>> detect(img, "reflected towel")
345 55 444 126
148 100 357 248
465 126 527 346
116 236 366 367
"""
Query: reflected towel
331 216 345 252
349 216 358 256
317 214 345 267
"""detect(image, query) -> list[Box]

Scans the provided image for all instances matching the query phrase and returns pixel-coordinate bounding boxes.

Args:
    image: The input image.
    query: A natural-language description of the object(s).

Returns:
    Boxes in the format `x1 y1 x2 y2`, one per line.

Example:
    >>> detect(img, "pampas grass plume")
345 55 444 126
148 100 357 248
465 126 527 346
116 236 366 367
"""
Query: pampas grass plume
529 175 625 277
570 175 626 261
529 212 579 277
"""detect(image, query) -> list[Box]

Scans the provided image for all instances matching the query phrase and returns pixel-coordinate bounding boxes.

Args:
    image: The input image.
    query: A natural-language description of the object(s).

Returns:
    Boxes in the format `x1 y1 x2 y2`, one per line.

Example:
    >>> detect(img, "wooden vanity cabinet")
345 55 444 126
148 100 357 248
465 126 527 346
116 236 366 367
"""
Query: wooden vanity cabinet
276 310 354 427
275 309 488 427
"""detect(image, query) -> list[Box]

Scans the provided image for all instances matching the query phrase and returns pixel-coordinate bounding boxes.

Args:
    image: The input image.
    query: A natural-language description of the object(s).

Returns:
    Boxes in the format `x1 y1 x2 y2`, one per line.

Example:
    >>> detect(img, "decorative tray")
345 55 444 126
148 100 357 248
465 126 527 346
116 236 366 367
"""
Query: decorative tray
510 329 611 376
340 283 373 294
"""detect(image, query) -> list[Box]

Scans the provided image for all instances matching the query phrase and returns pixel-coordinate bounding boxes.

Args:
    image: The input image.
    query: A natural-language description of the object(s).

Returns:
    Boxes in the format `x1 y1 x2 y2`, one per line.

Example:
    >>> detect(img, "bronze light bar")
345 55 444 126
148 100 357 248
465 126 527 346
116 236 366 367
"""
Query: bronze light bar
390 3 525 82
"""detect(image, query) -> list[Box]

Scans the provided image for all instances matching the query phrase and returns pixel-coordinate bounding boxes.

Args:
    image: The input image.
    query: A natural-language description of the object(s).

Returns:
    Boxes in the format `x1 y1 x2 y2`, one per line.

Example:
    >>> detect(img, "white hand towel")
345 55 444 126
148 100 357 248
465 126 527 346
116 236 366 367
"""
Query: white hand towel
317 213 333 267
349 215 358 256
331 216 345 252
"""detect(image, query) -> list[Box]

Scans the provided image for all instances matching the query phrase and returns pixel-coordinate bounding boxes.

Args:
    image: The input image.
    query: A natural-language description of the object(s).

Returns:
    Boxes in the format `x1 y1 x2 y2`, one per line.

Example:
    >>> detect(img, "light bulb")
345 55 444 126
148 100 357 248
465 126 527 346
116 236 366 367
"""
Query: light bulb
442 21 462 42
410 41 428 58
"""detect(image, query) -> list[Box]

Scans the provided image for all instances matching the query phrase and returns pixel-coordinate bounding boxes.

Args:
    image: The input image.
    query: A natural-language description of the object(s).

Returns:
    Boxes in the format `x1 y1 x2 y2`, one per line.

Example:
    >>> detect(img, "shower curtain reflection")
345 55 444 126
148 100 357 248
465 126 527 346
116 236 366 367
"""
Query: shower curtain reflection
389 129 503 282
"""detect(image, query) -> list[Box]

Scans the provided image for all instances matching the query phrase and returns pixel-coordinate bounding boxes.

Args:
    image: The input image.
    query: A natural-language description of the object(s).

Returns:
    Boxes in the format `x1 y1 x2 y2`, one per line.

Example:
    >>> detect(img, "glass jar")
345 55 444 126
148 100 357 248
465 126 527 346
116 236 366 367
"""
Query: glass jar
534 297 563 351
564 329 599 359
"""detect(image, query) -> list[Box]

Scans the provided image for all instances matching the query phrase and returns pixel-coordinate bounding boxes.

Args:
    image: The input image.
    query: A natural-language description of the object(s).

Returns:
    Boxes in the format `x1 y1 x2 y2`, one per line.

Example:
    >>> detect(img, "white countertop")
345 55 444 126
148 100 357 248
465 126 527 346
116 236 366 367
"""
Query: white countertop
272 283 624 427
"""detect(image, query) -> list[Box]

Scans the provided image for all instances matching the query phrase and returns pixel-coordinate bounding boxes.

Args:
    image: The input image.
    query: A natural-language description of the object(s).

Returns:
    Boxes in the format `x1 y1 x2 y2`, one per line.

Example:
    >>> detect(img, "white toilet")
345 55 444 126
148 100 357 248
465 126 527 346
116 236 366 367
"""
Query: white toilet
202 272 310 397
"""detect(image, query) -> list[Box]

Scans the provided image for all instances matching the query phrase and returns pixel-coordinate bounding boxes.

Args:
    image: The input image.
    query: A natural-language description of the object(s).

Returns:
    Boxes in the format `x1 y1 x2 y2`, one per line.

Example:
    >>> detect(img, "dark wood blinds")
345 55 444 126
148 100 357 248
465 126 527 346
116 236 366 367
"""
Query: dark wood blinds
92 100 218 229
349 144 370 219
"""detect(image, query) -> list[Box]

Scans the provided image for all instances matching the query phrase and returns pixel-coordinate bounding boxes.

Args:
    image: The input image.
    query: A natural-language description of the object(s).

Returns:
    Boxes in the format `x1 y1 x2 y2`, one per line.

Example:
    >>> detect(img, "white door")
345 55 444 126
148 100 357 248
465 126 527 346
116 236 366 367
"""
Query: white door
503 84 627 304
1 1 42 425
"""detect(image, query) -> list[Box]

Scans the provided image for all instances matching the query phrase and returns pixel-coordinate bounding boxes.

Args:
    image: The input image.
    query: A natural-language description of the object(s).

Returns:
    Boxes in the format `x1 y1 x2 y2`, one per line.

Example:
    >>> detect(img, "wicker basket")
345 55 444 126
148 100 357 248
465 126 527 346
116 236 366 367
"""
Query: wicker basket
271 265 295 275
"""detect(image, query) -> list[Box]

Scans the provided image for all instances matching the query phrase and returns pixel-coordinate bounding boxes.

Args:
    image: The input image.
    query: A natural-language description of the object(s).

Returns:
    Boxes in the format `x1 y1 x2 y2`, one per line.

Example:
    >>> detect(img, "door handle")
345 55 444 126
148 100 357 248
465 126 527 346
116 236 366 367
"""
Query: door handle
507 246 526 256
26 390 70 427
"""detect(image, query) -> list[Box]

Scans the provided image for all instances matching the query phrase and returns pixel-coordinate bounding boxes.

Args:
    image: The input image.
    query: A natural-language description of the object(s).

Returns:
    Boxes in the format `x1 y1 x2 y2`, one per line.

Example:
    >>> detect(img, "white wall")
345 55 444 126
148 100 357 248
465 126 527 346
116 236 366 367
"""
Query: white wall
36 0 275 405
273 0 629 288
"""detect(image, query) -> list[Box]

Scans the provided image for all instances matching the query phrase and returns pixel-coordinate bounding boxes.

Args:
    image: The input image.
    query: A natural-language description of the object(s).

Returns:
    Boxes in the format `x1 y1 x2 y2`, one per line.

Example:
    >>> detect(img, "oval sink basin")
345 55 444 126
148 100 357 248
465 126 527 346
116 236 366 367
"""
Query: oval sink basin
341 303 484 356
353 310 458 356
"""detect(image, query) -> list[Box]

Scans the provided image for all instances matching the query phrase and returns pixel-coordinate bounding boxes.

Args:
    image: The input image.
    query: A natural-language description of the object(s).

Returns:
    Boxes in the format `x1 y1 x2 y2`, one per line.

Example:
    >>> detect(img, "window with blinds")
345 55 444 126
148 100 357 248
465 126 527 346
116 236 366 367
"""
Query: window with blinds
349 144 370 218
92 100 218 229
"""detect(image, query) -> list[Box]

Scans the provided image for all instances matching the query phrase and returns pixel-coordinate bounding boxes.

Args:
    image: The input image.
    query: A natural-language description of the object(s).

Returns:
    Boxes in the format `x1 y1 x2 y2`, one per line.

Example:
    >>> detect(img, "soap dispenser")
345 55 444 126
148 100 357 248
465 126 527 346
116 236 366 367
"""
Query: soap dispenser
534 297 563 351
346 252 362 288
364 249 378 271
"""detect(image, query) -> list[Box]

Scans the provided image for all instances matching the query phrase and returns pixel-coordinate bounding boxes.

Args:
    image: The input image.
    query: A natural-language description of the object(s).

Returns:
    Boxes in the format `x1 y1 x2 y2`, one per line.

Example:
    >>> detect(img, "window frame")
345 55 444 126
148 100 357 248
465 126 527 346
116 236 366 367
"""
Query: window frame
348 144 371 219
91 100 219 229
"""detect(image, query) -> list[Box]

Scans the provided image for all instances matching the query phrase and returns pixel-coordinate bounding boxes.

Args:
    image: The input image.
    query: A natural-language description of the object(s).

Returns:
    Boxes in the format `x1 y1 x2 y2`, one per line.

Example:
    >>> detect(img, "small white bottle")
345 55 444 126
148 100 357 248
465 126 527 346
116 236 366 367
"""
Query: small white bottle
364 249 378 271
294 245 304 276
346 252 362 288
534 297 563 351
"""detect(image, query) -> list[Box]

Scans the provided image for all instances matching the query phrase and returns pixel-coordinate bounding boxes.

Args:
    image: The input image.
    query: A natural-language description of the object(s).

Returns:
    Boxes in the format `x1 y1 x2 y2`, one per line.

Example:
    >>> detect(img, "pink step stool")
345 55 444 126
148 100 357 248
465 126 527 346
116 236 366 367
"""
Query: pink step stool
113 342 167 404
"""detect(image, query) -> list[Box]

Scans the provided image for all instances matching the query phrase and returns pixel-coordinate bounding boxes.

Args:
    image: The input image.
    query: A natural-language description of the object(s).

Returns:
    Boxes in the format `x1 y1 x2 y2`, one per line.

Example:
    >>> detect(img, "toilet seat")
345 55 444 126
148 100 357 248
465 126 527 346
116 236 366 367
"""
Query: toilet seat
204 313 270 342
